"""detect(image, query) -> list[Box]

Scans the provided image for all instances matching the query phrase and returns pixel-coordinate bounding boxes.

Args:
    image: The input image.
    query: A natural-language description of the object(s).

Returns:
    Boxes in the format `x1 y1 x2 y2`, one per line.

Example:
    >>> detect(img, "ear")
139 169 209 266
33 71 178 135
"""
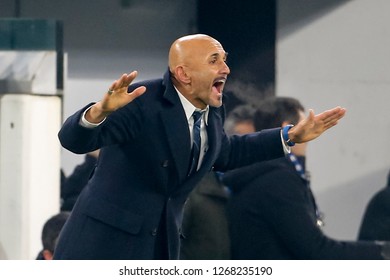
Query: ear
175 66 191 84
42 249 54 260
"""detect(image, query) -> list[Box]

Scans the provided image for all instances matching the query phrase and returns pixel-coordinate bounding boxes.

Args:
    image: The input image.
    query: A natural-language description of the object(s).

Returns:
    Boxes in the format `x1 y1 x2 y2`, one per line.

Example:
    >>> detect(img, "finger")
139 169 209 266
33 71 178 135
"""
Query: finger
324 110 345 128
127 70 138 81
127 86 147 101
325 106 345 118
307 109 315 120
107 73 131 94
324 119 339 129
337 107 347 118
107 71 140 95
114 75 128 89
107 80 119 95
316 107 342 123
117 73 130 88
323 108 346 124
120 71 139 88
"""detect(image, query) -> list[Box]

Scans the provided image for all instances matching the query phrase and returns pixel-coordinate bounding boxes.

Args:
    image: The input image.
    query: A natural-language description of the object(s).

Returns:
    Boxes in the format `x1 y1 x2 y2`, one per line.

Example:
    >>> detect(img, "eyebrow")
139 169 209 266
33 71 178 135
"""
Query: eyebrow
210 52 228 60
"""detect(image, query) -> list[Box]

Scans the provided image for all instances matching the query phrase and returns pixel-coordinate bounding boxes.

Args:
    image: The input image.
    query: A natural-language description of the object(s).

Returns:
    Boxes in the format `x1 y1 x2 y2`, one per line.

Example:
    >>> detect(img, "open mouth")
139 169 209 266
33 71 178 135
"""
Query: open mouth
212 78 226 94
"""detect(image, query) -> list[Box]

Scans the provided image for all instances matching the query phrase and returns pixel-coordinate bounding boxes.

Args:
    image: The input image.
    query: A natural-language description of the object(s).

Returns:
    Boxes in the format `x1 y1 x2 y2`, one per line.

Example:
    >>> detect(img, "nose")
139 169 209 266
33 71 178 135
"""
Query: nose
221 61 230 75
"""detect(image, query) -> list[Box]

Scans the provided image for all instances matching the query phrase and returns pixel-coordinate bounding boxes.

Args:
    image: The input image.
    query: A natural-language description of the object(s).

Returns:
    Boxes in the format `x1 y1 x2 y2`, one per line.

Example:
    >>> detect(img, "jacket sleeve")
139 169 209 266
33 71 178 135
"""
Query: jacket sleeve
58 100 144 154
214 128 285 172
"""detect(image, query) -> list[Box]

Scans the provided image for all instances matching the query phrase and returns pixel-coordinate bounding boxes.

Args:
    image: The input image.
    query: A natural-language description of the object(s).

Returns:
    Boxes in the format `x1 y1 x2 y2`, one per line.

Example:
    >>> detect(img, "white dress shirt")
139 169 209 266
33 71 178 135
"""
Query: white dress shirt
175 88 209 170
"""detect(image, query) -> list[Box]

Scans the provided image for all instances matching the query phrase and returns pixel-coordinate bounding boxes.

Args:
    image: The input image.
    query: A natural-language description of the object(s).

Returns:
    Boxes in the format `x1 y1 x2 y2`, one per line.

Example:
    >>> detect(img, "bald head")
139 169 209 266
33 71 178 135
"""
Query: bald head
168 34 222 71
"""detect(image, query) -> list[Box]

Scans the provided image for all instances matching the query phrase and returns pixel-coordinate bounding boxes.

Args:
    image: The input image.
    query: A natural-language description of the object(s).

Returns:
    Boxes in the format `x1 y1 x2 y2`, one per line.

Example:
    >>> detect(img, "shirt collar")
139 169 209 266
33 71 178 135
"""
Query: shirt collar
174 86 209 125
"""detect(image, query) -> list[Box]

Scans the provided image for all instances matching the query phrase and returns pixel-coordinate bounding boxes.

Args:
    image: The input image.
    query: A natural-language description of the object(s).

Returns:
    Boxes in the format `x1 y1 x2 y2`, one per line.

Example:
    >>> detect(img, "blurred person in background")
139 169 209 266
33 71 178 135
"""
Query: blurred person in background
358 169 390 242
61 150 100 211
36 212 70 260
224 96 390 259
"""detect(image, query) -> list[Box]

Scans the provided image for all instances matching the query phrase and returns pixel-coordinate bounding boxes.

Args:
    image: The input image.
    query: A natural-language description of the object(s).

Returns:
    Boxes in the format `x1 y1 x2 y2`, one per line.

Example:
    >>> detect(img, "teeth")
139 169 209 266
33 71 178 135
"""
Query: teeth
216 79 225 83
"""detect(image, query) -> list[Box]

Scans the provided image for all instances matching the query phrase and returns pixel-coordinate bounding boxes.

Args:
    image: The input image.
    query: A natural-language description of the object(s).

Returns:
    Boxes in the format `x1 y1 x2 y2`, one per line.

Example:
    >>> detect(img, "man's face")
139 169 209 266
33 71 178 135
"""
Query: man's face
185 38 230 108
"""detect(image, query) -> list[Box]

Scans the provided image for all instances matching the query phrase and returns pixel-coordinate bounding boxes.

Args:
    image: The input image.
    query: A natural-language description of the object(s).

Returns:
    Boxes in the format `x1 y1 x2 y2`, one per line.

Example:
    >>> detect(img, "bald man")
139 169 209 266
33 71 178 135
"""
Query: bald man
54 34 346 260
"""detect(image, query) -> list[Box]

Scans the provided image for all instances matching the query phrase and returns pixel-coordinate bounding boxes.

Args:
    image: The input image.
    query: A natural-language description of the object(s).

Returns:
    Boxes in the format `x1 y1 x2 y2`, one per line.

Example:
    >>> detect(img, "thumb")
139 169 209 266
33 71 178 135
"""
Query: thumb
307 109 315 122
128 86 147 100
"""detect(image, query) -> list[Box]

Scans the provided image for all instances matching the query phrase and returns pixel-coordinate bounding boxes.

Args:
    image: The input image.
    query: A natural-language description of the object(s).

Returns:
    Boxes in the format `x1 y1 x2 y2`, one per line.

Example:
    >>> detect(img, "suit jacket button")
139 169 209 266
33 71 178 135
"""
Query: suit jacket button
161 160 169 168
151 228 157 236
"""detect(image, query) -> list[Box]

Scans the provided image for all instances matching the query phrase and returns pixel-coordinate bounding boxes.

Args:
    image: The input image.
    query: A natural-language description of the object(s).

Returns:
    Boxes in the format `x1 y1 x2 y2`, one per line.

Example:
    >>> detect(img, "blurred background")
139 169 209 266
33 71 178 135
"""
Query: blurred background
1 0 390 259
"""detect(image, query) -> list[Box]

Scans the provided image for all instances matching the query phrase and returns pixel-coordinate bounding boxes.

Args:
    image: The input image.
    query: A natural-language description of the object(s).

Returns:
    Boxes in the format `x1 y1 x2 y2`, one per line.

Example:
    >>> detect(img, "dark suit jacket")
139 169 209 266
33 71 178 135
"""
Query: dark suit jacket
224 157 385 260
54 70 284 260
180 172 230 259
358 186 390 242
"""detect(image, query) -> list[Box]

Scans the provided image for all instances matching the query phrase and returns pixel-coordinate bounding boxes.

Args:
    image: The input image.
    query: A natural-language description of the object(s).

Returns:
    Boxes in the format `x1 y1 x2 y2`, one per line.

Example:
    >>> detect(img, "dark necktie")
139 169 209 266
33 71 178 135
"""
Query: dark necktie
188 111 203 176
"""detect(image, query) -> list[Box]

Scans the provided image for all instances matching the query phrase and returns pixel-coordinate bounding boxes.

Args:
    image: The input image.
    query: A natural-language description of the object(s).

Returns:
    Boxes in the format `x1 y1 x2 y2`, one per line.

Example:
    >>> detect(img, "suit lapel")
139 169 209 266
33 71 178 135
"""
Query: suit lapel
160 71 192 181
160 107 191 182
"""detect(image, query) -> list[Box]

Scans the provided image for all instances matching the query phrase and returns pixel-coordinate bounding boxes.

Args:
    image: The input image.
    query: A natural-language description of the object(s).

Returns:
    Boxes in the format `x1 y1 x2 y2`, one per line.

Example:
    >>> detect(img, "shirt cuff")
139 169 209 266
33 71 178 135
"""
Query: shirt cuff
280 129 291 154
79 105 106 128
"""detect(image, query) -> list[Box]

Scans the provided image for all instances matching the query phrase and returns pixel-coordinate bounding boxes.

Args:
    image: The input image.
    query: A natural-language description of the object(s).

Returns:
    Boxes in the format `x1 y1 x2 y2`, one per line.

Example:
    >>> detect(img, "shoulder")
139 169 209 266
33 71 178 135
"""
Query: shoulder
248 160 305 199
366 187 390 209
129 78 165 101
209 106 226 122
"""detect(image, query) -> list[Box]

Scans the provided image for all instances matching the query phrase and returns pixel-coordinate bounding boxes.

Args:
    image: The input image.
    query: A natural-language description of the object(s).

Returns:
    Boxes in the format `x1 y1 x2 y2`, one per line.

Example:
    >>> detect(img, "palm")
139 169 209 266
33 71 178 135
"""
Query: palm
292 107 346 143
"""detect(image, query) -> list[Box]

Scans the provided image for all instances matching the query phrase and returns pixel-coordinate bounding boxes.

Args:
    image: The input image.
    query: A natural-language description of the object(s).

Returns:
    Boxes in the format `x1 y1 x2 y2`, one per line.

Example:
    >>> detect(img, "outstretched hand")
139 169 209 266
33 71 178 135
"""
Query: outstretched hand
289 106 346 143
86 71 147 123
